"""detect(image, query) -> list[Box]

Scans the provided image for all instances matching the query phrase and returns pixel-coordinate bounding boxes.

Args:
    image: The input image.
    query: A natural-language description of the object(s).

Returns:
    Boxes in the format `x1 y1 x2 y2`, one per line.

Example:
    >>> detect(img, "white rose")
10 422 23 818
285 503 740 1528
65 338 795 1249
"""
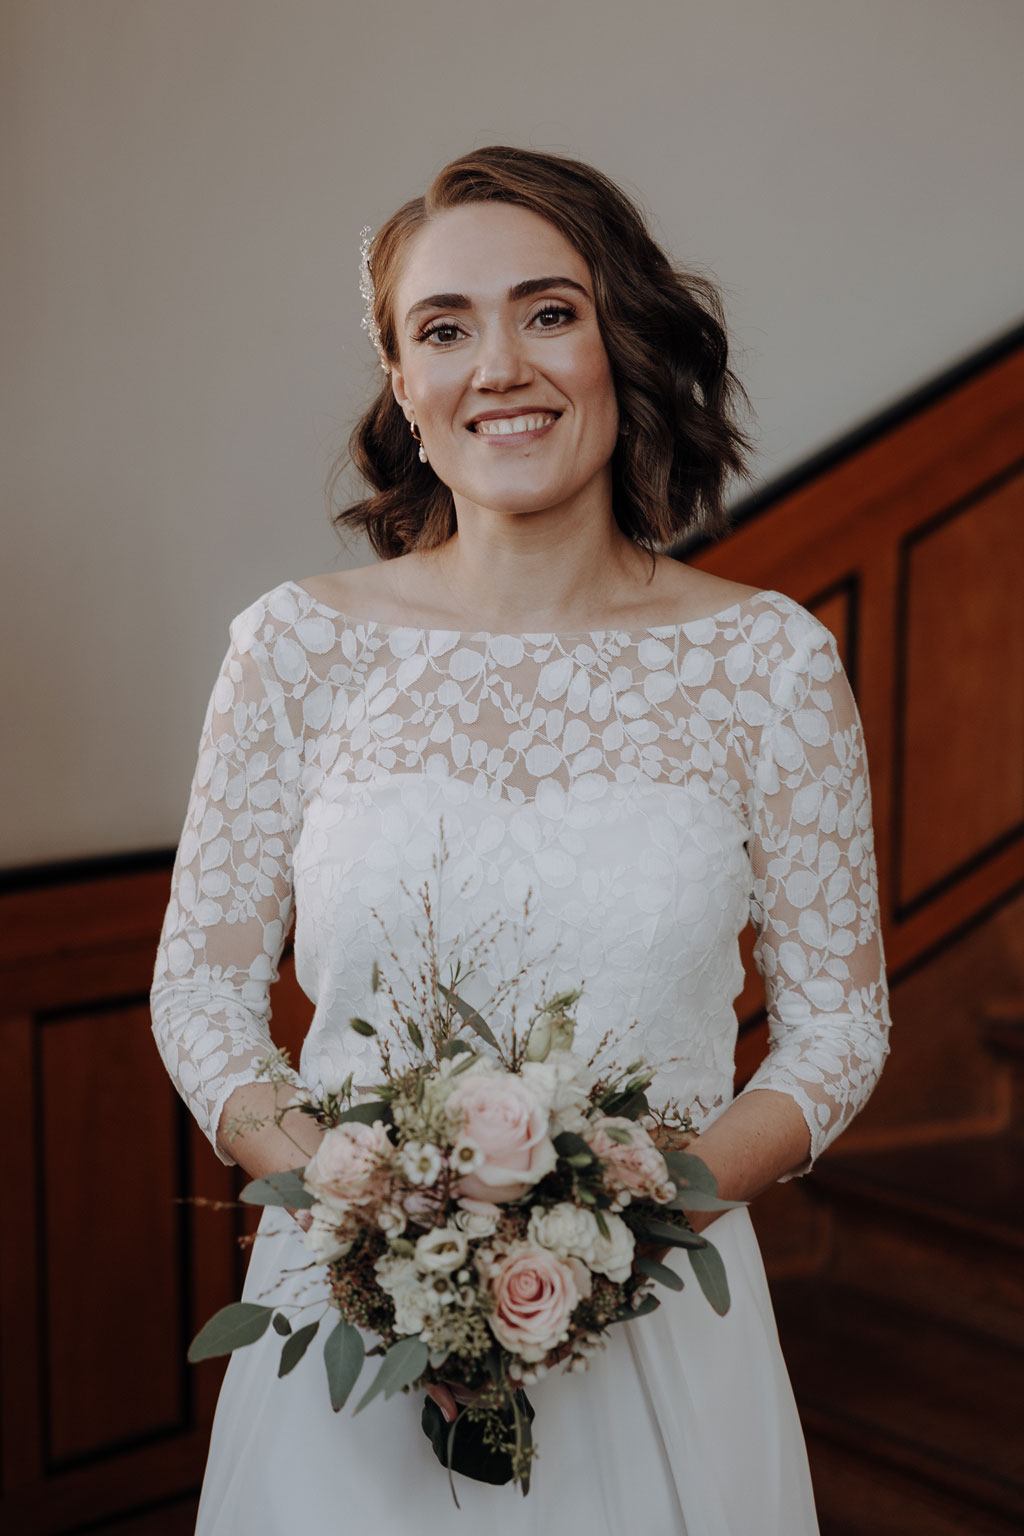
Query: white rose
301 1202 354 1264
453 1199 501 1239
415 1225 470 1274
527 1201 599 1264
587 1212 635 1284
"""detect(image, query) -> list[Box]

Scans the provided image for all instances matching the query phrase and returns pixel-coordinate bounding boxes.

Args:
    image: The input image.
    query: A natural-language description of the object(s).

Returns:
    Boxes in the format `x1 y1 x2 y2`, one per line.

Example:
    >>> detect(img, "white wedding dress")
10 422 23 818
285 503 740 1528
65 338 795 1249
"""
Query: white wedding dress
151 579 891 1535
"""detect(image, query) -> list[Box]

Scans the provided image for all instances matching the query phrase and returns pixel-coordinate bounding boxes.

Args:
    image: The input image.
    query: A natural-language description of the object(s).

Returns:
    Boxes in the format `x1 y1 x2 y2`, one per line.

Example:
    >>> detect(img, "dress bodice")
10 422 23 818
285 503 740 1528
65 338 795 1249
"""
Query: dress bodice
150 580 891 1178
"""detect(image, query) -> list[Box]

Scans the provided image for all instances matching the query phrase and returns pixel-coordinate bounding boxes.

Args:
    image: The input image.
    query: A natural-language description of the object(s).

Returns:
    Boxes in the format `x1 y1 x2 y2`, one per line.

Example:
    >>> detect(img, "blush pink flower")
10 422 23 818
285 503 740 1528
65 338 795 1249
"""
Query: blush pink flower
585 1117 674 1203
445 1073 556 1203
303 1121 393 1211
487 1246 580 1361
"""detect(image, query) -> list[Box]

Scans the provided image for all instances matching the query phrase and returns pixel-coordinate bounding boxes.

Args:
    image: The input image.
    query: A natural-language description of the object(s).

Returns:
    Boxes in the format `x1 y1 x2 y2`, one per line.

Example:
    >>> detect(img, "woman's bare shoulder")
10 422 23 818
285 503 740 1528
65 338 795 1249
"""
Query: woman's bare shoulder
652 561 764 620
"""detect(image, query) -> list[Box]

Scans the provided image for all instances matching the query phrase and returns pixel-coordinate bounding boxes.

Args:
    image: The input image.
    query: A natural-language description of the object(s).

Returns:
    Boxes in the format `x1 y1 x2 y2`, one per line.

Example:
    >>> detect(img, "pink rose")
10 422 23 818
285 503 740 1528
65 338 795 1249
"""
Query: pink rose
487 1246 580 1361
445 1073 557 1203
303 1121 393 1210
585 1117 674 1203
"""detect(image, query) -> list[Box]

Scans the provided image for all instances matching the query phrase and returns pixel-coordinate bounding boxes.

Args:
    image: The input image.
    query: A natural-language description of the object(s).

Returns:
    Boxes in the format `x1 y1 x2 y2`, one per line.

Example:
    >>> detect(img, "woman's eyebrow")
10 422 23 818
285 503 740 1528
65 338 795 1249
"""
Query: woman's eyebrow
404 275 590 328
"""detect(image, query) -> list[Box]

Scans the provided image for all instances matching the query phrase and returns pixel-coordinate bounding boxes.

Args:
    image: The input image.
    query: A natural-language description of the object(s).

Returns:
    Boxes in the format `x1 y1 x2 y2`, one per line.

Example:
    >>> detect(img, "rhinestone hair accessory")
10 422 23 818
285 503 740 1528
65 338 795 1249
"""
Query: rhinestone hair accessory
359 225 390 373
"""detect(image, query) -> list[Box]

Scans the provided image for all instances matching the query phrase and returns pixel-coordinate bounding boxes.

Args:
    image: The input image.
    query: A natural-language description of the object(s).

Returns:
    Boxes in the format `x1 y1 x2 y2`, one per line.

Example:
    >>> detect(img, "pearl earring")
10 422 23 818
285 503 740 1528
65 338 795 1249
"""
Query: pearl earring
409 418 428 464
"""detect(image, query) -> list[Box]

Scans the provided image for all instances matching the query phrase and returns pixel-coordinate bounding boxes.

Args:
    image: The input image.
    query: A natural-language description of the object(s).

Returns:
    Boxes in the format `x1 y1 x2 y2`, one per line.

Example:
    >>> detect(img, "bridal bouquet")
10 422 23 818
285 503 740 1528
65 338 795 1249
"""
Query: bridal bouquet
189 865 743 1500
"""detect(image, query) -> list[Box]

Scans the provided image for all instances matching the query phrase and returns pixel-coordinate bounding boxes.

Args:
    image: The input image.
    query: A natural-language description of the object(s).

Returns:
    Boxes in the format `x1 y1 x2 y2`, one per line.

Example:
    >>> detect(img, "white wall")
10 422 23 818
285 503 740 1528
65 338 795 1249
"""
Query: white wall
4 0 1022 867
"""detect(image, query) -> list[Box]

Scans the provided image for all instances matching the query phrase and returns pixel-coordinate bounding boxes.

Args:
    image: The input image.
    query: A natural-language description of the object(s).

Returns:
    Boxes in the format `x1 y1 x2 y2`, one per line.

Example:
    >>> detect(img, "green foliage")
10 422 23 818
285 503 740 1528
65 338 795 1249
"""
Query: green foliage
634 1255 685 1291
333 1101 394 1127
688 1241 731 1316
354 1335 429 1414
323 1320 365 1411
436 981 500 1051
630 1215 708 1250
278 1319 320 1377
272 1312 292 1336
188 1302 273 1361
239 1168 313 1210
349 1016 377 1037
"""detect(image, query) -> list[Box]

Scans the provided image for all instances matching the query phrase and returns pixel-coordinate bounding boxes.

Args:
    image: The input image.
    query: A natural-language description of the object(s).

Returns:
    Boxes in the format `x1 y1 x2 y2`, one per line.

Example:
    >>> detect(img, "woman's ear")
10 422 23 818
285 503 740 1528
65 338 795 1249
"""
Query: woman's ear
390 368 412 420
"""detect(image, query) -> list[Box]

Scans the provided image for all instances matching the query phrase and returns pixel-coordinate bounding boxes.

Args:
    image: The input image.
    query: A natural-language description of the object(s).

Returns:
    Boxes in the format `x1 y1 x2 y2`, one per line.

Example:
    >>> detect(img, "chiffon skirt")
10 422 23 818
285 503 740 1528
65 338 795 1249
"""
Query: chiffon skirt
195 1204 820 1535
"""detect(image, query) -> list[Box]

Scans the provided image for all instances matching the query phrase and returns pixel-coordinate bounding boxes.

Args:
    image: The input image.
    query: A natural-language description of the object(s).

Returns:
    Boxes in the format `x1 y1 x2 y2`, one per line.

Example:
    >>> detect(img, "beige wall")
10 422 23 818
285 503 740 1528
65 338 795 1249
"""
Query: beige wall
3 0 1022 867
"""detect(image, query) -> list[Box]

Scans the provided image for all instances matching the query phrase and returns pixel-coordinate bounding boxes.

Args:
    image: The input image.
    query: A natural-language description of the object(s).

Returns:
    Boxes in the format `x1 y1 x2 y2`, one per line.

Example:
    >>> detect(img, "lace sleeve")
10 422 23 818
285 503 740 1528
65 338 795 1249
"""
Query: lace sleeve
738 616 891 1180
150 609 303 1165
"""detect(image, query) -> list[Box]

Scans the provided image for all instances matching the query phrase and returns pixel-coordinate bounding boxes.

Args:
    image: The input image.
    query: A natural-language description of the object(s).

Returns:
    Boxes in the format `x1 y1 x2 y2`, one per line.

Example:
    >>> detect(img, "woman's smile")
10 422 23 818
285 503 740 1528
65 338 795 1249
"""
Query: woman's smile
468 409 562 445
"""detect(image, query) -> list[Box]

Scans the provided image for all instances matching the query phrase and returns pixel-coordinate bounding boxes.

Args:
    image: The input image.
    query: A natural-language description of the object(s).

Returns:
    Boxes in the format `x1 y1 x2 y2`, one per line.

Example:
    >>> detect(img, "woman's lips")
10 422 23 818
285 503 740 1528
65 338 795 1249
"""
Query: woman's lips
468 412 561 446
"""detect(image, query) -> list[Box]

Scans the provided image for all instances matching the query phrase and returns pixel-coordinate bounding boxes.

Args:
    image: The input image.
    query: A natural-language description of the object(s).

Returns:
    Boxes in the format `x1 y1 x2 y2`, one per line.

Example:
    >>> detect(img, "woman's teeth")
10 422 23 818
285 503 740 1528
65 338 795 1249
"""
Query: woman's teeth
473 413 558 436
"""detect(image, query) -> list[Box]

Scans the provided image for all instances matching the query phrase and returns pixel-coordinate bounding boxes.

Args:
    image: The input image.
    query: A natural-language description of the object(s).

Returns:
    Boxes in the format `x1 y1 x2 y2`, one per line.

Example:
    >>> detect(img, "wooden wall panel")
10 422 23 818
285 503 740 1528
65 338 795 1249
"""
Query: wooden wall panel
41 1002 184 1465
897 471 1024 911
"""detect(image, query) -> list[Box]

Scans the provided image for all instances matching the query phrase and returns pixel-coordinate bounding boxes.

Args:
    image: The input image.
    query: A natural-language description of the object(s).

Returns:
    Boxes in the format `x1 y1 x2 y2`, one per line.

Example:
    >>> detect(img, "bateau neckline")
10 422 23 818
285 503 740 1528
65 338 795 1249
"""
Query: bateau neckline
283 579 784 640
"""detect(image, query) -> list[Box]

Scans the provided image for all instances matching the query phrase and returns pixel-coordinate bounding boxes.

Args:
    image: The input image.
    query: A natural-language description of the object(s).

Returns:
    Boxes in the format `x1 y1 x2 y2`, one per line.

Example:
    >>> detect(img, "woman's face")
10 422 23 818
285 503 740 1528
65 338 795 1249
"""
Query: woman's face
389 202 619 521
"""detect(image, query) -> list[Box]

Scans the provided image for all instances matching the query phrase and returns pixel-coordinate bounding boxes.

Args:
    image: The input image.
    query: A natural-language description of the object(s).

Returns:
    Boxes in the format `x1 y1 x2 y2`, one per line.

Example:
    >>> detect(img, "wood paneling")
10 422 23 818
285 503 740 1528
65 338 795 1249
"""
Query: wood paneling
41 1002 184 1465
897 471 1024 911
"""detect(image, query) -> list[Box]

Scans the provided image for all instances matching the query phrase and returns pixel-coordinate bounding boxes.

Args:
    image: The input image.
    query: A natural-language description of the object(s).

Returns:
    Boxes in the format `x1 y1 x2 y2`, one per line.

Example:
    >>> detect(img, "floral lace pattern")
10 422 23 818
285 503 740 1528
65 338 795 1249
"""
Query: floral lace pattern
151 581 890 1175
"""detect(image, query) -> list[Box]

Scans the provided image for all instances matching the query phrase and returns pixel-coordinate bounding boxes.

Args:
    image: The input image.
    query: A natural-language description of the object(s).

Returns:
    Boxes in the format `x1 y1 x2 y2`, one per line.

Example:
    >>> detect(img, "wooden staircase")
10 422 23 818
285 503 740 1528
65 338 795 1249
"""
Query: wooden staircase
769 1008 1024 1535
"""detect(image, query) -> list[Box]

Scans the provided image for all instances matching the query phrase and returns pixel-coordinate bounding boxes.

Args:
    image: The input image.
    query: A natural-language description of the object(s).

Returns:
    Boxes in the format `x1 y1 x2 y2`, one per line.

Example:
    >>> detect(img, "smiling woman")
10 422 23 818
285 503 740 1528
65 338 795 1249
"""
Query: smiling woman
331 144 753 565
153 143 890 1535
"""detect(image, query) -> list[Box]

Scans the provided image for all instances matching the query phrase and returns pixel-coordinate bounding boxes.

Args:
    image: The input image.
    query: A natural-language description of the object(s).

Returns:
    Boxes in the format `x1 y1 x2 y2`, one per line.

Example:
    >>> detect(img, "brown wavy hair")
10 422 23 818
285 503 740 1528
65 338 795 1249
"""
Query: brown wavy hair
329 145 754 560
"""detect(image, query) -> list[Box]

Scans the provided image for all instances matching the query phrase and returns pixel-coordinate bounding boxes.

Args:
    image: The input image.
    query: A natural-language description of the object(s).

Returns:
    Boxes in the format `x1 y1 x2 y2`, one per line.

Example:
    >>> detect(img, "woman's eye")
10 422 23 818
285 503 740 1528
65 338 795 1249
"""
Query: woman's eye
532 304 576 328
418 321 463 345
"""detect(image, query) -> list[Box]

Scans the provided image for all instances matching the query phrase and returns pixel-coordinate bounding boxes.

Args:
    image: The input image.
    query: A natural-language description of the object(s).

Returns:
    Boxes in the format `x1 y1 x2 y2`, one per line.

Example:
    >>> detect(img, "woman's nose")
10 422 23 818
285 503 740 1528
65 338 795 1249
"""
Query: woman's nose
472 324 533 391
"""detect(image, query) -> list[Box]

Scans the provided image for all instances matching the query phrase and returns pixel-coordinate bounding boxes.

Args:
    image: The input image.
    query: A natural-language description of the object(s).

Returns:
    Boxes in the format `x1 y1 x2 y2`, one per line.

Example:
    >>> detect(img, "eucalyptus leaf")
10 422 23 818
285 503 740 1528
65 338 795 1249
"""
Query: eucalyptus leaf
239 1167 314 1210
553 1131 593 1162
188 1302 274 1362
662 1149 718 1194
354 1335 429 1414
439 1038 473 1059
667 1189 746 1211
349 1016 377 1037
272 1312 293 1336
688 1240 731 1316
278 1319 320 1377
634 1255 685 1291
436 982 500 1051
631 1216 708 1250
323 1320 364 1412
614 1292 661 1321
334 1101 393 1127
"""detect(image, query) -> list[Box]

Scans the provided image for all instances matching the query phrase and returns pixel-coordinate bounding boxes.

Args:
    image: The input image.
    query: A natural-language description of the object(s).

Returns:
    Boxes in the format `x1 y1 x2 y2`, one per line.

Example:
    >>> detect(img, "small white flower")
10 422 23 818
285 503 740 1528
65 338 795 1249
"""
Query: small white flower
415 1225 470 1274
527 1201 599 1264
378 1204 407 1239
450 1137 484 1175
401 1141 443 1186
301 1202 354 1264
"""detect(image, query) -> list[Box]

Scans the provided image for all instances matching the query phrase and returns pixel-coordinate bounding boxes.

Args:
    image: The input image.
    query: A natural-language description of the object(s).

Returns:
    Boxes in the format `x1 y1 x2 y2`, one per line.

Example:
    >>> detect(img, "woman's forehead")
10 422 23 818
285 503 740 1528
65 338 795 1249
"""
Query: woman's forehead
396 204 589 303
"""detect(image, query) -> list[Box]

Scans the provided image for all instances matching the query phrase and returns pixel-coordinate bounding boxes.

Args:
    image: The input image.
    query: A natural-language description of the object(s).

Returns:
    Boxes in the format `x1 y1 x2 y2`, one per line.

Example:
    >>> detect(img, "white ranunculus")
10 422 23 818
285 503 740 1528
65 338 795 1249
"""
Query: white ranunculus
302 1202 354 1264
520 1050 596 1135
415 1224 470 1273
527 1201 599 1264
587 1212 636 1284
374 1254 443 1336
453 1199 501 1239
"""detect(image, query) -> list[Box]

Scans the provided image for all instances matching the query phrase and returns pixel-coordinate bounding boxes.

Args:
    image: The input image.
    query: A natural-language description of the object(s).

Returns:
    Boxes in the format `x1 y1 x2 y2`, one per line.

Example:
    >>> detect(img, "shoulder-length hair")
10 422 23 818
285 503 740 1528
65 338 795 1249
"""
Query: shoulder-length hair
330 145 753 560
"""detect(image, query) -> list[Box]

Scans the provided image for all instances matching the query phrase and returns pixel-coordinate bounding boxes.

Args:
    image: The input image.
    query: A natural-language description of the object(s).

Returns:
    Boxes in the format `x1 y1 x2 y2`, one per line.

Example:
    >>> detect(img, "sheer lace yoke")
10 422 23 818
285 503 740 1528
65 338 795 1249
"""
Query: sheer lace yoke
151 581 891 1178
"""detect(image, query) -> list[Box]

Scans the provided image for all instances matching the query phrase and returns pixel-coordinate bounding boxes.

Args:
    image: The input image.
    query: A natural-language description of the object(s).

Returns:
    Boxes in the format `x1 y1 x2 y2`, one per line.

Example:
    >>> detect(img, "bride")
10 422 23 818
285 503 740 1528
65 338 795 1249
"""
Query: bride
151 144 890 1533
